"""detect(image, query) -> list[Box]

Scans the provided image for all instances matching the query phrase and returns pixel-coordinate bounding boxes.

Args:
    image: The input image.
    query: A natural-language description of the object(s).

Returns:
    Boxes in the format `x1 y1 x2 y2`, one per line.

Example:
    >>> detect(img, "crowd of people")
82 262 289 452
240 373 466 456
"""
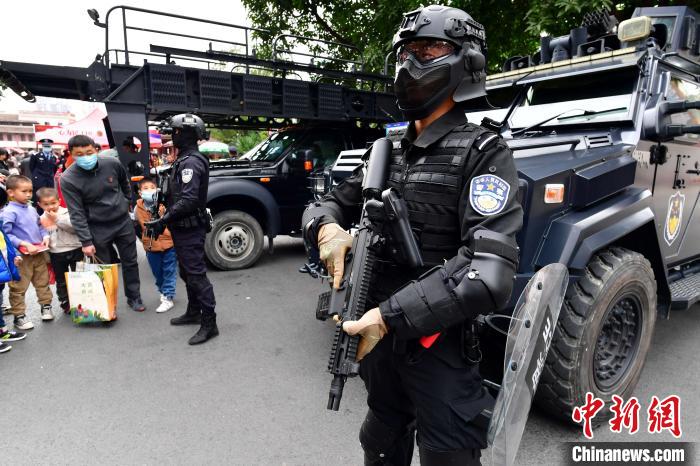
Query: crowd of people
0 135 182 354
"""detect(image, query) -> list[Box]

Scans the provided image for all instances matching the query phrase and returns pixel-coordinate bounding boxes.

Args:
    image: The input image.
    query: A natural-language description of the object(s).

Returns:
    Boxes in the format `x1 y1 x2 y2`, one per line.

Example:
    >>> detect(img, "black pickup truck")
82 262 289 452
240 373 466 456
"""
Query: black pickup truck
204 123 382 269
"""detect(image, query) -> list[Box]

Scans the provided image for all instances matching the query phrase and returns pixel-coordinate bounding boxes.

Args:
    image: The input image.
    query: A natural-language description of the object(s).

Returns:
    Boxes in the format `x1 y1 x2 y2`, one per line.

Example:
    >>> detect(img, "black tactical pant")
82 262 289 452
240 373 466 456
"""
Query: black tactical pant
170 225 216 322
360 335 493 465
92 218 141 301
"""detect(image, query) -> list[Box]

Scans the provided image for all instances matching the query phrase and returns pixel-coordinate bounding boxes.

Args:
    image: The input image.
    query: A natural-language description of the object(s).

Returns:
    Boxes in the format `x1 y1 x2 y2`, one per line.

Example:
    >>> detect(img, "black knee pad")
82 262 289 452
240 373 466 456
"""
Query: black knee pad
359 410 414 465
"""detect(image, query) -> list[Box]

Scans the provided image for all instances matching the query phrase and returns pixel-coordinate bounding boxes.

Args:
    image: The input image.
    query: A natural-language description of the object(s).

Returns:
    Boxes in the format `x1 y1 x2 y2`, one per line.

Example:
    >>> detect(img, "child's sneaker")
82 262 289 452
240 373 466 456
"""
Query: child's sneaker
60 301 70 314
2 305 10 315
0 328 26 342
156 296 174 313
0 341 11 353
41 304 55 321
14 315 34 330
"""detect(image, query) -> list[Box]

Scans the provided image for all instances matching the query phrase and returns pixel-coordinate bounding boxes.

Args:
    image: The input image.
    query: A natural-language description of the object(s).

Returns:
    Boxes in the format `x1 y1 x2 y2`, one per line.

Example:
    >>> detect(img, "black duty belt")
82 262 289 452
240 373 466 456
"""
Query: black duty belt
170 214 202 229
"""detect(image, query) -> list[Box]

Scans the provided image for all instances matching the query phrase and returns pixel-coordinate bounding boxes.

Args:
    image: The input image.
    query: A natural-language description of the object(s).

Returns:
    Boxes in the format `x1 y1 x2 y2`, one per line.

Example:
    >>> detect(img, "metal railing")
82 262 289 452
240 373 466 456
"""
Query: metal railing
92 5 391 89
101 5 267 68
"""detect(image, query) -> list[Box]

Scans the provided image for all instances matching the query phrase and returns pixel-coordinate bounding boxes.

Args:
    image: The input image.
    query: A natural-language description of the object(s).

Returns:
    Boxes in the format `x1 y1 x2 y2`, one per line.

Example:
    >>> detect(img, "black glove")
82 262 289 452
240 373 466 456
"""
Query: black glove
144 218 166 239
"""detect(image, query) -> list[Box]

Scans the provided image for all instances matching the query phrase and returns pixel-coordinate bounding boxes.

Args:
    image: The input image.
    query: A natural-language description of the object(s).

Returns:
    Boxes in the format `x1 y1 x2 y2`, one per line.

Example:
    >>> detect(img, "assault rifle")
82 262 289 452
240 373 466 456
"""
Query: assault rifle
316 138 423 411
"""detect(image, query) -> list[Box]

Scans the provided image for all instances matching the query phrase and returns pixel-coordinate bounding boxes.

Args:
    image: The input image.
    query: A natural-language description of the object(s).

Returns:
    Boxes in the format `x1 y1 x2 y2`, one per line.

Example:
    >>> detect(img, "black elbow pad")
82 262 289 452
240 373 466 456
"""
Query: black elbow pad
453 230 519 314
387 230 519 336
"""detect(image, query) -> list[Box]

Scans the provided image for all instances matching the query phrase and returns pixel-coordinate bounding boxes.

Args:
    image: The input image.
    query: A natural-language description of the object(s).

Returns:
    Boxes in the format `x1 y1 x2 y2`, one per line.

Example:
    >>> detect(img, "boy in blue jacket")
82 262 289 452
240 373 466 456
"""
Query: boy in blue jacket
0 186 25 353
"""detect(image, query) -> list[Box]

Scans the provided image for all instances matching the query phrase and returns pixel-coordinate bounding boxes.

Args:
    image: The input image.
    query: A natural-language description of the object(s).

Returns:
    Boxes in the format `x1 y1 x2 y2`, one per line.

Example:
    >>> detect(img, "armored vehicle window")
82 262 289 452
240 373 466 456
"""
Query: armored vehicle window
463 87 520 111
508 67 639 130
245 129 303 162
525 68 638 105
666 76 700 140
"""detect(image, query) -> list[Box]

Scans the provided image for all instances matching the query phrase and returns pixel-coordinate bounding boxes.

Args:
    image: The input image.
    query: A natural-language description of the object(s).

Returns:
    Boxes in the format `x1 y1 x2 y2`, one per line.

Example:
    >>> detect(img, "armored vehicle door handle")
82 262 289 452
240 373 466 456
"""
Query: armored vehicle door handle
687 169 700 175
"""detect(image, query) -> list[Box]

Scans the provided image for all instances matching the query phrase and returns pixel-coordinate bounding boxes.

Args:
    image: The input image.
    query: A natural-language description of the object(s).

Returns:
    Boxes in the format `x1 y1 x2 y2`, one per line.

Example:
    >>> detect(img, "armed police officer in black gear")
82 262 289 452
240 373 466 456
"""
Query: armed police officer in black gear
302 5 523 465
145 114 218 345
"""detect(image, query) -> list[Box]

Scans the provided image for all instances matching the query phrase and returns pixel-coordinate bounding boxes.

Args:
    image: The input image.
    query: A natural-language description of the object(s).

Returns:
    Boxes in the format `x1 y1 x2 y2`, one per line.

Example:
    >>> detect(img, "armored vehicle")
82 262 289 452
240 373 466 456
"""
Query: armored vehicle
462 6 700 419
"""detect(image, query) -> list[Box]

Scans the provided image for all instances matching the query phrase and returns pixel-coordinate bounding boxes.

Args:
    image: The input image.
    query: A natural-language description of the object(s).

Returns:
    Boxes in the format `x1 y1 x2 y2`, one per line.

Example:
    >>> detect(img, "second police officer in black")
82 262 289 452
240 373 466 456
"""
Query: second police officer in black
145 114 219 345
302 5 523 465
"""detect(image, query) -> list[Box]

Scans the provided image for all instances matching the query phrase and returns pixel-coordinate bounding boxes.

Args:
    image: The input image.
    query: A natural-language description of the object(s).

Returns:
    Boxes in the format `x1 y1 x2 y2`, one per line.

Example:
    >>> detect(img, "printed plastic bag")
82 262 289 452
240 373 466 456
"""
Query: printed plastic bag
67 259 119 323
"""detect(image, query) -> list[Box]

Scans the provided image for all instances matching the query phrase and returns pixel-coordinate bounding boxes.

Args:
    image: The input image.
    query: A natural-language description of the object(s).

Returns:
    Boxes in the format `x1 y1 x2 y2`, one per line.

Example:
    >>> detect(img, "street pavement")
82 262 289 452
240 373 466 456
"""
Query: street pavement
3 236 698 465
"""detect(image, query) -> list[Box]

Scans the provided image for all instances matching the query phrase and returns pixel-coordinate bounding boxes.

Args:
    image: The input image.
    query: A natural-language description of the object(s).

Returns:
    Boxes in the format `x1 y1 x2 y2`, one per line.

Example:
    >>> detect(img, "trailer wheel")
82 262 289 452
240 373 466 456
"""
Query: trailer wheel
535 247 657 422
205 210 264 270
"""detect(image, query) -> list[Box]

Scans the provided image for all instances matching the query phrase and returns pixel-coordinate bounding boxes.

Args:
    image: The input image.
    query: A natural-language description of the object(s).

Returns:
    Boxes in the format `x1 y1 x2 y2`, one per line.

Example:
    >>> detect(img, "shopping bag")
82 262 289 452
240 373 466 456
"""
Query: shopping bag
67 258 119 323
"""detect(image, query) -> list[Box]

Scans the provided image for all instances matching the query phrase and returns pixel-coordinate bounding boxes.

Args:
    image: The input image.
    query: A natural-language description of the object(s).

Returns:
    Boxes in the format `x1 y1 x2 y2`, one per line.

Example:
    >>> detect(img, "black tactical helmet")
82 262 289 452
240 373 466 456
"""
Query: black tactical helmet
392 5 487 120
162 113 209 148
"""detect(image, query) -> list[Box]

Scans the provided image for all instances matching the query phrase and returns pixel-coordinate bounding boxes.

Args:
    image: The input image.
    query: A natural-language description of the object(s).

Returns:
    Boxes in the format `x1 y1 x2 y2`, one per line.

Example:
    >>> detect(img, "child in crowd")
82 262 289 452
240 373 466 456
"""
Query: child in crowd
37 187 83 314
1 175 53 329
134 178 177 313
0 184 26 353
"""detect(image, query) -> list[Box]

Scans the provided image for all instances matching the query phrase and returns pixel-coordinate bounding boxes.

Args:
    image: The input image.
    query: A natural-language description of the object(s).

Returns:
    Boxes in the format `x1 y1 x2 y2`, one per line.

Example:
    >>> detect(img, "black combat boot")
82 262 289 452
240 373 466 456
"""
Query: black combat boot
170 305 201 326
188 313 219 345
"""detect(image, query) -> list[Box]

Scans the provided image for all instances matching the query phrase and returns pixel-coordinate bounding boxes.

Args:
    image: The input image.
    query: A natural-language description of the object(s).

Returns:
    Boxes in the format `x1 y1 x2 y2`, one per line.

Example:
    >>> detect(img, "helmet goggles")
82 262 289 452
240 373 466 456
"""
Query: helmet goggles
396 39 457 66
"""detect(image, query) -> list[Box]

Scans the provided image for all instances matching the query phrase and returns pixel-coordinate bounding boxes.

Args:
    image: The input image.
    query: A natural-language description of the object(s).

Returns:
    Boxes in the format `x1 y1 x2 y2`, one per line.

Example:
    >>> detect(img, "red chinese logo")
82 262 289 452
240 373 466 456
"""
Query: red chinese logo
572 392 605 439
609 395 640 434
573 393 682 439
648 395 682 438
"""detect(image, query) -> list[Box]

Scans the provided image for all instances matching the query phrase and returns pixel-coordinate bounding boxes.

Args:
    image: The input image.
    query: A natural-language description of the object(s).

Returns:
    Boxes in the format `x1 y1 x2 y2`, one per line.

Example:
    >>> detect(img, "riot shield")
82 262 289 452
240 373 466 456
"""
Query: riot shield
488 263 569 466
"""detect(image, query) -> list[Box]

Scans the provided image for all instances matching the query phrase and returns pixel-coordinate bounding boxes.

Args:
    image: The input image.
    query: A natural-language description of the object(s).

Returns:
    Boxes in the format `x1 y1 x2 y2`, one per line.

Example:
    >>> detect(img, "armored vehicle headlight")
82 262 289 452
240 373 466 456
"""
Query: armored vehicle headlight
618 16 652 42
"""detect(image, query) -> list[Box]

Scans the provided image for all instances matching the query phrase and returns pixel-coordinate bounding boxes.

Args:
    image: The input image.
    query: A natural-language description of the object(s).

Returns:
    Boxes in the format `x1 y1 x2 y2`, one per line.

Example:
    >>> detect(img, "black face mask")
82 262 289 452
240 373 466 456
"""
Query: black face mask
172 129 197 150
394 60 453 120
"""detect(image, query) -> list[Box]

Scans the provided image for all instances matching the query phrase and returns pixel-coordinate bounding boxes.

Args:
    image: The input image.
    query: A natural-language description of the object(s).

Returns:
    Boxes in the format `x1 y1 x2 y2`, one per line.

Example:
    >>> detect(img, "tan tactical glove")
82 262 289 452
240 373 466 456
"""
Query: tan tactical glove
341 307 387 361
318 223 353 289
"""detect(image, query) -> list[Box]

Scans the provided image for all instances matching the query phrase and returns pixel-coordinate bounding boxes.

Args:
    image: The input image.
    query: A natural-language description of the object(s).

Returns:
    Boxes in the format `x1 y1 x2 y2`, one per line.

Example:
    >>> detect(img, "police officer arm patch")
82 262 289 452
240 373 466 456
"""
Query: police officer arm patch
469 174 510 216
181 168 193 183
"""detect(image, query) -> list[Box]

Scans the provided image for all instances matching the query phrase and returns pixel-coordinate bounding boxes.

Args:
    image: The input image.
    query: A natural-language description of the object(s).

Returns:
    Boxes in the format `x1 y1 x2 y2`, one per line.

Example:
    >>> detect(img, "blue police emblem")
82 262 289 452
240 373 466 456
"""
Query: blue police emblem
469 174 510 216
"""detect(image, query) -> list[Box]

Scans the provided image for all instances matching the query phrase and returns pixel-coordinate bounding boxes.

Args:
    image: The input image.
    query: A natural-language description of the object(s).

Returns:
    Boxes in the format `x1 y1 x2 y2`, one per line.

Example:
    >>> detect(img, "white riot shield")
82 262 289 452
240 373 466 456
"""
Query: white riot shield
488 263 569 466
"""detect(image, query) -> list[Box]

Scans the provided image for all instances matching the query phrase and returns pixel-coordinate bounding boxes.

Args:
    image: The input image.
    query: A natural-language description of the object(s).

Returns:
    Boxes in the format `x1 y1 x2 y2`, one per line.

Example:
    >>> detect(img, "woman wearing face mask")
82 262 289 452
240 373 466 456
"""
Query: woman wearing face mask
134 177 177 313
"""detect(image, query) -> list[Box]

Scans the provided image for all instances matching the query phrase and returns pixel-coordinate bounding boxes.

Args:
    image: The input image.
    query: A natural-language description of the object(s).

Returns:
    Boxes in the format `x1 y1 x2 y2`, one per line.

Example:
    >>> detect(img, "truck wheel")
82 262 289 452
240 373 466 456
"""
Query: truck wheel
206 210 264 270
535 247 657 422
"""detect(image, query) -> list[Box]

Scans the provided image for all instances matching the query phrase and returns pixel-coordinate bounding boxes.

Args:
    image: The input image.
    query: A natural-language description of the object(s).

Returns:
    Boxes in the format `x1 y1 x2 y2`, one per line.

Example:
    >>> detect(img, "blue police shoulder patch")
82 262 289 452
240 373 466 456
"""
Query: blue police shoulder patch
469 174 510 216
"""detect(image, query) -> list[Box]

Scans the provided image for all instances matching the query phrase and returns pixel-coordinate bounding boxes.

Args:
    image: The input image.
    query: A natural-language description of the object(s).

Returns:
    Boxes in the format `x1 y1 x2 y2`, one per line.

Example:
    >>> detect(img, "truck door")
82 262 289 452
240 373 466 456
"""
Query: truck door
653 74 700 265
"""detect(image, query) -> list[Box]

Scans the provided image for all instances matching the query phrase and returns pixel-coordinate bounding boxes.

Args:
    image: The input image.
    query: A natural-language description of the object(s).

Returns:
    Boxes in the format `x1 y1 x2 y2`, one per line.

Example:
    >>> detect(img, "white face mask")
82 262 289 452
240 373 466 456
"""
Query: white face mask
140 190 157 204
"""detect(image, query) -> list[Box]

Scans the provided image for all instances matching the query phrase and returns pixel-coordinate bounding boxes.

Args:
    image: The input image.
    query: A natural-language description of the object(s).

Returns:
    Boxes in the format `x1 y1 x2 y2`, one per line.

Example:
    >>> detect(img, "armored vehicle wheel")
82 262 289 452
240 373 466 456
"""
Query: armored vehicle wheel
206 210 264 270
535 247 657 422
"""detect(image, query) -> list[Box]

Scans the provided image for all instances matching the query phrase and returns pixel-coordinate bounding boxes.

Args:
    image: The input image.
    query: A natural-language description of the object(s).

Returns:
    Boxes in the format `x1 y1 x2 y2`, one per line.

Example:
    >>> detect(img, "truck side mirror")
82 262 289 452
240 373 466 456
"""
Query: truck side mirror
290 149 314 172
643 99 700 142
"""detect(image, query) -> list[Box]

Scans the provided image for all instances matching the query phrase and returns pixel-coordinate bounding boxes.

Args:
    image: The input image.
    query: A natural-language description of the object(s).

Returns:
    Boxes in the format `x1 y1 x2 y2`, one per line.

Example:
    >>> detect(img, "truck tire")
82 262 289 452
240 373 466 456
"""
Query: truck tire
535 247 657 422
205 210 264 270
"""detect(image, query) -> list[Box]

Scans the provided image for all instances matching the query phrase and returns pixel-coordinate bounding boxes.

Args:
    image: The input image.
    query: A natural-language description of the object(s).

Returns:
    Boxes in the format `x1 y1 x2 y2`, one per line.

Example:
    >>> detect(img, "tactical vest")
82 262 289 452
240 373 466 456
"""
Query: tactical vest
386 122 489 267
165 149 209 209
